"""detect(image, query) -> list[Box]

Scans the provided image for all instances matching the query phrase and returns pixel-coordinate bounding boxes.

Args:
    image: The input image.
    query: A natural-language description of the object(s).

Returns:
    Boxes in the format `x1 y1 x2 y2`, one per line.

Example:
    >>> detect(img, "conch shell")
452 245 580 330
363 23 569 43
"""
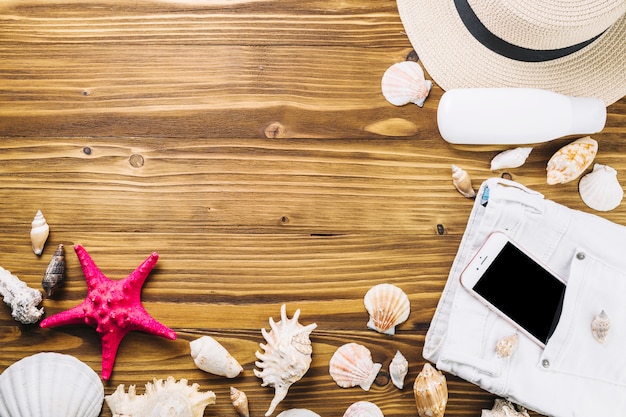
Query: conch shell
329 342 382 391
490 147 533 171
42 243 66 297
481 399 530 417
546 136 597 185
389 350 408 389
578 163 623 211
364 283 410 335
342 401 384 417
381 61 432 107
230 387 250 417
0 265 44 324
591 310 611 344
451 165 476 198
254 304 317 416
30 209 49 255
190 336 243 378
413 363 447 417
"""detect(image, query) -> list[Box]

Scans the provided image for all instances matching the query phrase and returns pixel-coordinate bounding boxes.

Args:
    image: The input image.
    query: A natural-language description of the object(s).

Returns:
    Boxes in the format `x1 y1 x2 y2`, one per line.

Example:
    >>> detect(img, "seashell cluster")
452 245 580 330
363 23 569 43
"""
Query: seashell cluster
255 304 317 417
364 283 410 335
490 147 533 171
30 209 49 255
329 342 382 391
591 310 611 344
0 352 104 417
342 401 384 417
0 265 44 324
452 165 476 198
546 136 597 185
190 335 243 378
495 334 519 359
42 243 66 297
413 363 447 417
579 163 623 211
481 399 530 417
277 409 321 417
389 350 408 389
230 387 250 417
381 61 432 107
105 376 216 417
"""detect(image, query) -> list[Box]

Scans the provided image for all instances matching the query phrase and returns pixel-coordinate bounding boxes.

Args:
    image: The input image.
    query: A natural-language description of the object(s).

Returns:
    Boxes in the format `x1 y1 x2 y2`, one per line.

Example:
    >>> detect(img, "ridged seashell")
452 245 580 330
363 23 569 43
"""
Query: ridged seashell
342 401 384 417
495 334 519 358
329 342 382 391
389 350 409 389
190 336 243 378
591 310 611 344
490 147 533 171
254 304 317 417
364 283 410 335
481 399 530 417
381 61 432 107
277 409 321 417
105 376 216 417
546 136 598 185
230 387 250 417
413 363 448 417
452 165 476 198
42 243 66 297
0 352 104 417
30 209 50 255
0 265 44 324
579 163 624 211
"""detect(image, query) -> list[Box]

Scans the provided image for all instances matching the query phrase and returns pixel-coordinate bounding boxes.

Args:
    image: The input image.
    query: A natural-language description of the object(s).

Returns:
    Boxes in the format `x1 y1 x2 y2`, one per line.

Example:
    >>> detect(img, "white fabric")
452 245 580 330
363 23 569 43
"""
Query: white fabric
424 178 626 416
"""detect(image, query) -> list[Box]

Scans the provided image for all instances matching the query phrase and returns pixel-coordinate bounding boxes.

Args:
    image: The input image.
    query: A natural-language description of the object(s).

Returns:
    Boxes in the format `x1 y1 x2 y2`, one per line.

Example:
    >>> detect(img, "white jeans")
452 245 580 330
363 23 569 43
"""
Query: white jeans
424 178 626 417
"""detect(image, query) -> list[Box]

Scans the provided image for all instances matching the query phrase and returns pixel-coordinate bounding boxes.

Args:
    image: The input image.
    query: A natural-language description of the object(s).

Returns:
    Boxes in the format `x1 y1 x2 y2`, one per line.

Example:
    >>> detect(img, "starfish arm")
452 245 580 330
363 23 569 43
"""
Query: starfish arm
123 252 159 299
39 302 93 328
128 308 177 340
100 328 130 381
74 245 109 290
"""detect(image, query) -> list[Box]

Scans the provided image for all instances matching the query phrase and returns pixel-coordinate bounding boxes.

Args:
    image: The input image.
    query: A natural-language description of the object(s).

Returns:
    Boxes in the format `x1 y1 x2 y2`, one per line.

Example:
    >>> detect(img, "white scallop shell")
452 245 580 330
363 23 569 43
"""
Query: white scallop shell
190 336 243 378
591 310 611 344
381 61 432 107
451 165 476 198
579 163 624 211
230 387 250 417
30 210 50 255
277 409 321 417
546 136 598 185
490 147 533 171
105 376 216 417
389 350 408 389
254 304 317 417
329 342 382 391
343 401 384 417
364 283 410 335
0 265 44 324
0 352 104 417
481 399 530 417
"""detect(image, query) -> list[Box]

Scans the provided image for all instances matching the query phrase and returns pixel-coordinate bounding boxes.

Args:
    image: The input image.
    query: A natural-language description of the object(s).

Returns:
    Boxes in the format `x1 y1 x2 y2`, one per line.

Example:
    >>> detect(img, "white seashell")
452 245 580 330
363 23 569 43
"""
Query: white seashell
591 310 611 344
342 401 384 417
0 265 44 324
254 304 317 417
0 352 104 417
364 283 410 335
105 376 216 417
451 164 476 198
381 61 432 107
495 334 519 358
546 136 598 185
481 399 530 417
190 336 243 378
413 363 447 417
30 209 50 255
579 163 624 211
277 409 321 417
230 387 250 417
329 342 382 391
389 350 409 389
490 147 533 171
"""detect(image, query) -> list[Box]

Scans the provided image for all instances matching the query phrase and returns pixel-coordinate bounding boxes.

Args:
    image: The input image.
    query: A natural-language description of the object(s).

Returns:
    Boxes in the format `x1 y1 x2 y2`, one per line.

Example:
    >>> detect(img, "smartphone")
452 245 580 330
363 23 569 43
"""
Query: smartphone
460 232 566 347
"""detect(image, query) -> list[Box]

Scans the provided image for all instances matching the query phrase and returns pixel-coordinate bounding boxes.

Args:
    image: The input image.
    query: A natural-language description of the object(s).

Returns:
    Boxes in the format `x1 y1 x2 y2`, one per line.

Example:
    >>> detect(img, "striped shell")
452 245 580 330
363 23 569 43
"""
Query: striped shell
364 283 410 335
42 243 66 297
230 387 250 417
546 136 597 185
579 163 623 211
329 343 382 391
343 401 384 417
381 61 432 107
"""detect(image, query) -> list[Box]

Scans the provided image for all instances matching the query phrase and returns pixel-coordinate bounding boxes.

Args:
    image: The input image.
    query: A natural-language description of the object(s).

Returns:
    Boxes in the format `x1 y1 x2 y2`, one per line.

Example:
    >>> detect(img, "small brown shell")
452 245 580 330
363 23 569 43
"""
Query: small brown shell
42 244 66 297
413 363 447 417
451 165 476 198
230 387 250 417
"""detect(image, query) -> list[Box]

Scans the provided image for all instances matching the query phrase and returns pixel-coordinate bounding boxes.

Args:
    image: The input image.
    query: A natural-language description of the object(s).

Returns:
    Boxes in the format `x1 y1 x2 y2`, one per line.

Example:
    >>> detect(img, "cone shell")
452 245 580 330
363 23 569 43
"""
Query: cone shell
579 163 624 211
30 209 49 255
413 363 447 417
342 401 384 417
381 61 432 107
42 243 66 297
495 334 519 358
190 336 243 378
364 283 410 335
591 310 611 344
329 342 382 391
451 165 476 198
546 136 598 185
230 387 250 417
389 350 409 389
0 352 104 417
490 147 533 171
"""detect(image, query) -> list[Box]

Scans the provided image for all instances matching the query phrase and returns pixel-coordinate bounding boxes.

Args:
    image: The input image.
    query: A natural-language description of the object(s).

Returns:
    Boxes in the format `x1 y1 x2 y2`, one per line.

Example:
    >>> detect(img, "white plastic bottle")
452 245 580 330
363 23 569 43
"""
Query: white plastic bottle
437 88 607 145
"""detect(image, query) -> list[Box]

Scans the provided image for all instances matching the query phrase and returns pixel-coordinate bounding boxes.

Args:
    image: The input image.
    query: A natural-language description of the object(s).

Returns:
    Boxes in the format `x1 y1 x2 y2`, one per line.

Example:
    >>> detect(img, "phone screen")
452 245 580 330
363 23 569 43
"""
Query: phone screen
472 241 566 345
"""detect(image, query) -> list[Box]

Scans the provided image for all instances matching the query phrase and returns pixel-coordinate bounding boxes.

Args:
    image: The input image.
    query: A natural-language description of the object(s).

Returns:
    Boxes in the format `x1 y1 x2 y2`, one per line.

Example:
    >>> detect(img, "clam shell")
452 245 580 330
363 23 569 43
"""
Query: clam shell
230 387 250 417
481 399 530 417
546 136 598 185
364 283 410 335
30 209 49 255
389 350 408 389
591 310 611 344
42 243 66 297
190 336 243 378
0 352 104 417
579 163 624 211
381 61 432 107
413 363 447 417
329 342 382 391
490 147 533 171
451 165 476 198
343 401 384 417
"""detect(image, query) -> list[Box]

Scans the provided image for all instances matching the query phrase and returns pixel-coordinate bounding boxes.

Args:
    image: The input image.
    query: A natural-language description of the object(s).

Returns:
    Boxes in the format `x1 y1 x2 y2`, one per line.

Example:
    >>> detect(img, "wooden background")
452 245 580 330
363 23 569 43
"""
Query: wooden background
0 1 624 416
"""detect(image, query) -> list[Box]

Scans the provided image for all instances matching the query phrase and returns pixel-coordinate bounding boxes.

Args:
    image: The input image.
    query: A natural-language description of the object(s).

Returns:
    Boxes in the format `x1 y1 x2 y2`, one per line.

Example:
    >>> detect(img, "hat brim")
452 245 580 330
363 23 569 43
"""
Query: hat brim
396 0 626 105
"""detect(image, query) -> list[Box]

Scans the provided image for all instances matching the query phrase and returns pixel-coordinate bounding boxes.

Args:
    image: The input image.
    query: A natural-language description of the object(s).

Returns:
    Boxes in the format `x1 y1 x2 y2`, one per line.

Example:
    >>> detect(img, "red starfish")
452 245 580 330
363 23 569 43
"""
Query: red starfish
40 245 177 380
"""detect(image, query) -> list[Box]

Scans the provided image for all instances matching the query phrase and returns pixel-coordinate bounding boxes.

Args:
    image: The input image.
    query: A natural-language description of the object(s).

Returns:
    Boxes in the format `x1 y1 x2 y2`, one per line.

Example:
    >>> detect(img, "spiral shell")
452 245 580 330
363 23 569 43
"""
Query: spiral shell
579 163 623 211
591 310 611 344
42 243 66 297
481 399 530 417
452 165 476 198
343 401 384 417
230 387 250 417
389 350 409 389
495 334 519 358
364 283 410 335
190 336 243 378
30 209 49 255
0 265 44 324
413 363 447 417
329 342 382 391
490 147 533 171
546 136 598 185
381 61 432 107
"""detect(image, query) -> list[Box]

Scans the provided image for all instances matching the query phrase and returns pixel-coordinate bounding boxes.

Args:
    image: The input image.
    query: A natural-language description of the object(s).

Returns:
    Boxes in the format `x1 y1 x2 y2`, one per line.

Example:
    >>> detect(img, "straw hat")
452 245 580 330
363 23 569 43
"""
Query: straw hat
396 0 626 105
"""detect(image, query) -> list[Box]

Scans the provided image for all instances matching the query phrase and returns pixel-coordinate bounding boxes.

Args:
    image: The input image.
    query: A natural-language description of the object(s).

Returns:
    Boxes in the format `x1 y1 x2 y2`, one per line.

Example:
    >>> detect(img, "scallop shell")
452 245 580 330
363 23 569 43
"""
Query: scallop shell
546 136 598 185
381 61 432 107
452 165 476 198
343 401 384 417
105 376 216 417
190 336 243 378
413 363 447 417
495 334 519 358
481 399 530 417
490 147 533 171
277 409 321 417
364 283 410 335
389 350 408 389
329 342 382 391
579 163 624 211
254 304 317 417
0 352 104 417
30 209 50 255
42 243 66 297
0 265 44 324
591 310 611 344
230 387 250 417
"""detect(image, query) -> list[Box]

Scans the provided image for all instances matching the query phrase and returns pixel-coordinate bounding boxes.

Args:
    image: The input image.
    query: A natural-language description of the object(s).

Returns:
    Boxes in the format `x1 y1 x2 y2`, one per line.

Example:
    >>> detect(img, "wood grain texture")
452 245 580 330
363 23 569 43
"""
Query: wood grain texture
0 1 624 416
